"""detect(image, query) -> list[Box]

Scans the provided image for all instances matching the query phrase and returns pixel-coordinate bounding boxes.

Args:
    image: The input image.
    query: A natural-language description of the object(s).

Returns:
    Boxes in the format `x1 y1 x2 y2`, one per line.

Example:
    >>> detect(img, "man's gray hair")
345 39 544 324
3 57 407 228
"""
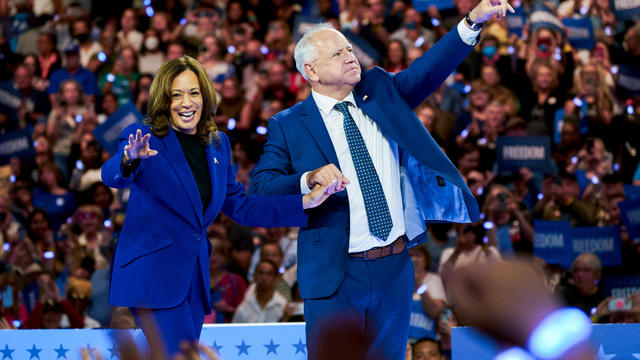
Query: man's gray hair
294 23 338 81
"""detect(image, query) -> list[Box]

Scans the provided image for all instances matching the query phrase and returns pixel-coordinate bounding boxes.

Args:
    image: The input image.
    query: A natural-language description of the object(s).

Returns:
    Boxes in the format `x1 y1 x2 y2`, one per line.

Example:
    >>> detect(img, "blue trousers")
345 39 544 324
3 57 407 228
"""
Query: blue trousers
132 259 207 357
304 248 414 360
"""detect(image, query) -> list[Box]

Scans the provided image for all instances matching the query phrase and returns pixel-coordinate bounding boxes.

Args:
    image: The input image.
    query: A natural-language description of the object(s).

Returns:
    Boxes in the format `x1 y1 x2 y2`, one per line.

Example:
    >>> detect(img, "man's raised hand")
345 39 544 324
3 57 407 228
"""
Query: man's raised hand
471 0 515 22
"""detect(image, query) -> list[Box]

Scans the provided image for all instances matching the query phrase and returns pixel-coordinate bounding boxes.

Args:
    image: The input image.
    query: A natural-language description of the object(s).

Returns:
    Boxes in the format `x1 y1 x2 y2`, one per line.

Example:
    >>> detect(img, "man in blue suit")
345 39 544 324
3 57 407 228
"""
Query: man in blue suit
249 1 514 358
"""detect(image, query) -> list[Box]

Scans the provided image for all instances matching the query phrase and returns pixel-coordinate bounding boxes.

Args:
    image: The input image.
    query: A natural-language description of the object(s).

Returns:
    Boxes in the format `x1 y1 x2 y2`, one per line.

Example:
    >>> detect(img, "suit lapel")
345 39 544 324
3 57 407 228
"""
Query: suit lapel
299 96 341 167
159 127 204 228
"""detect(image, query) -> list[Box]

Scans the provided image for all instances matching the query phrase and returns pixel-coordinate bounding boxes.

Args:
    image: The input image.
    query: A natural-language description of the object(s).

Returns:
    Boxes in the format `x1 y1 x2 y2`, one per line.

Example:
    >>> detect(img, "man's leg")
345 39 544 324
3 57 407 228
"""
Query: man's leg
304 251 413 360
304 257 371 360
366 249 414 360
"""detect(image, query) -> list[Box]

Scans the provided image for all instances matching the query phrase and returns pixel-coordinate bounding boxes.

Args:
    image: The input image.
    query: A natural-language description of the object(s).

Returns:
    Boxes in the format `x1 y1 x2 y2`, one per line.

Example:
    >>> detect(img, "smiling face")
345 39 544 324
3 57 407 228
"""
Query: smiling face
170 70 203 134
305 29 361 98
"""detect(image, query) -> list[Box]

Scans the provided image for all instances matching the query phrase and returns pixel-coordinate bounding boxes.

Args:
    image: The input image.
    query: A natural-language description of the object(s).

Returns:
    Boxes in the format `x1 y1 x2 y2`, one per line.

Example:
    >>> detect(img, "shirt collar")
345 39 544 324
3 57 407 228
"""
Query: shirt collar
311 90 356 117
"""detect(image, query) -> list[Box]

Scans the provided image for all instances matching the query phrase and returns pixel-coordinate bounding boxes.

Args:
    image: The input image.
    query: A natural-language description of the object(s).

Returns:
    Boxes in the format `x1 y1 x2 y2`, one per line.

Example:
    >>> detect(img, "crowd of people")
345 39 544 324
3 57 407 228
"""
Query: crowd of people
0 0 639 358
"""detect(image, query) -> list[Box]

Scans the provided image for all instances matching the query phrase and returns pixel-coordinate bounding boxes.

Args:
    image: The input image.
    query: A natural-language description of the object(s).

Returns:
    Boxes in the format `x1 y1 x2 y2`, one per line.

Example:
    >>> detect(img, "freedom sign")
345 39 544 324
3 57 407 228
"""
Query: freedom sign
562 18 595 50
603 275 640 298
610 0 640 20
93 102 143 155
533 220 573 267
292 15 324 42
342 29 381 69
496 136 553 173
529 3 565 34
619 198 640 243
616 65 640 98
571 226 622 267
506 6 526 37
0 129 35 165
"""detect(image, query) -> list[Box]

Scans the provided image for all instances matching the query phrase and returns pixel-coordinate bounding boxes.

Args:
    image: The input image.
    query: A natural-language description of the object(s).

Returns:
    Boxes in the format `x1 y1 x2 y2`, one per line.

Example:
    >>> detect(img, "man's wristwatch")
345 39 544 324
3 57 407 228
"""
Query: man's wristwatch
465 11 484 31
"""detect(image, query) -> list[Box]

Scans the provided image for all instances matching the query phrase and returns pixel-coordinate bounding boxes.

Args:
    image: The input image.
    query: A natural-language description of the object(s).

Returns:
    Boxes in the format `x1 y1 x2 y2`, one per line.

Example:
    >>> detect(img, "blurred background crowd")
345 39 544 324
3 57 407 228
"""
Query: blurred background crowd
0 0 638 358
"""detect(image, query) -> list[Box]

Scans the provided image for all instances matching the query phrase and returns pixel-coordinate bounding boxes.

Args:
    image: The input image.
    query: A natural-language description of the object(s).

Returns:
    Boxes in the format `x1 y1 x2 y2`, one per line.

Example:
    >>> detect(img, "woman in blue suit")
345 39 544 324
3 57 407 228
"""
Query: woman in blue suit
101 56 340 357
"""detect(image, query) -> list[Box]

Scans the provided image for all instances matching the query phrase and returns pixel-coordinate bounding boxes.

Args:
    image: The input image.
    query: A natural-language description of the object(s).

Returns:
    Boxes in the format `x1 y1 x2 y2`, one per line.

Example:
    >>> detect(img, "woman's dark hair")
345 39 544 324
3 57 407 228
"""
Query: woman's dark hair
146 56 219 146
411 245 433 271
26 208 51 241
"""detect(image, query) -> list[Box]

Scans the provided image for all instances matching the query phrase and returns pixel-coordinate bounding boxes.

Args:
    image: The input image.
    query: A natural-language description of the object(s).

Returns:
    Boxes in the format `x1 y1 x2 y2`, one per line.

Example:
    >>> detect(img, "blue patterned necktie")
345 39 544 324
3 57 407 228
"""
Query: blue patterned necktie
334 101 393 241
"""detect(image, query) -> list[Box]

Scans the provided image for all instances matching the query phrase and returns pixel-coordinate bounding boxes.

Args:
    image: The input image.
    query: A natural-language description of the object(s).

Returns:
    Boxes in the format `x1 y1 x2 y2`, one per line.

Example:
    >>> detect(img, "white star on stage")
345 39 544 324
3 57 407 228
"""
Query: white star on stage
596 345 616 360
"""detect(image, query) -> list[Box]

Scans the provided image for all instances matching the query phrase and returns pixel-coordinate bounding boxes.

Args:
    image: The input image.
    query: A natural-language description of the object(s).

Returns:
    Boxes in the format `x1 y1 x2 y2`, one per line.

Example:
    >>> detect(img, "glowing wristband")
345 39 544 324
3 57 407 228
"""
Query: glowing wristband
495 347 535 360
527 308 591 360
416 284 428 295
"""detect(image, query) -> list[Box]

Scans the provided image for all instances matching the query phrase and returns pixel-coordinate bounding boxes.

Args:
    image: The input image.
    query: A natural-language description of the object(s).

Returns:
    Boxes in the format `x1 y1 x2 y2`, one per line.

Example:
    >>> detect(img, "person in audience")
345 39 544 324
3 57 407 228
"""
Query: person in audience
232 260 287 323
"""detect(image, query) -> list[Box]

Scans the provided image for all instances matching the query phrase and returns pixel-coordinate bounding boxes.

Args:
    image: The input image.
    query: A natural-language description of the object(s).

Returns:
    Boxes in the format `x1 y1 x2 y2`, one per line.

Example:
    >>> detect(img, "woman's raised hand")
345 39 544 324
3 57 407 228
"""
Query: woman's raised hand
124 129 158 161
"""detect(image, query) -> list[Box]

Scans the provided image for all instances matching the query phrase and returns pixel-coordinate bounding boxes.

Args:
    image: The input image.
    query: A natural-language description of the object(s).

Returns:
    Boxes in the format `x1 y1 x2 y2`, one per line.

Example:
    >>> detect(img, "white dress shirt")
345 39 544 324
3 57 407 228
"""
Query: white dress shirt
301 91 406 253
299 21 480 253
231 283 287 323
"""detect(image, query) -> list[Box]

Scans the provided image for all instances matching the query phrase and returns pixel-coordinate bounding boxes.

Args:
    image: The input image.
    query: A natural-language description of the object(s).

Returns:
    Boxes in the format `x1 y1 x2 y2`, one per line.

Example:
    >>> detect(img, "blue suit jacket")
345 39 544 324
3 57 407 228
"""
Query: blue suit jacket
249 28 480 299
102 123 307 310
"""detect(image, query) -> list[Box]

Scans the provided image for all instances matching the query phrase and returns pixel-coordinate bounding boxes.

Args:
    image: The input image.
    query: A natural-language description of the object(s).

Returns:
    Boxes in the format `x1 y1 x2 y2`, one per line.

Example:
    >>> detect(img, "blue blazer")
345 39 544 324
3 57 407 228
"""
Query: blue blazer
249 28 480 299
102 123 307 310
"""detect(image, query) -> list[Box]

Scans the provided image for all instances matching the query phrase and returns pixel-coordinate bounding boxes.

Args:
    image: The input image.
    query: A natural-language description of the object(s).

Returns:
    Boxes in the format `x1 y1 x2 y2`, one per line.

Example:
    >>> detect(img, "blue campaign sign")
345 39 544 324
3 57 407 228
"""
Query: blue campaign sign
413 0 455 11
553 109 564 144
93 102 143 155
619 198 640 243
562 18 595 50
603 275 640 298
496 136 553 173
453 324 640 359
611 0 640 19
625 185 640 200
571 226 622 267
616 65 640 98
0 129 35 165
506 6 526 37
0 81 22 123
533 220 573 267
342 29 381 69
292 14 324 42
529 3 565 34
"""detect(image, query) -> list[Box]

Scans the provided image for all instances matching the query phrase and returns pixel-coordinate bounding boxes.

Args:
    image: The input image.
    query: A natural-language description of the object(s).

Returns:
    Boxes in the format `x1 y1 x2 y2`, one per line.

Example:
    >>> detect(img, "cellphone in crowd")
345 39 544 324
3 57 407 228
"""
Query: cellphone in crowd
498 192 507 210
441 308 453 322
608 298 632 312
1 286 13 308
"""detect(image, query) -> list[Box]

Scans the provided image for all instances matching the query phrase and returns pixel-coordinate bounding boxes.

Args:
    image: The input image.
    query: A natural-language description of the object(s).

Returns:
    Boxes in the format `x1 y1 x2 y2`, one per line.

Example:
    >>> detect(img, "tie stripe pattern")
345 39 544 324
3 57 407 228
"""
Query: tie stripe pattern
335 101 393 241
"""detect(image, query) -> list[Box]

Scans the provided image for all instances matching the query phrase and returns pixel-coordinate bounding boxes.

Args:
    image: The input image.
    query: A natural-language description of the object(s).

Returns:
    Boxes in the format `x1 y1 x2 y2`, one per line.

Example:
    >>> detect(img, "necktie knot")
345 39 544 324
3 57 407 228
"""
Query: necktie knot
334 101 350 116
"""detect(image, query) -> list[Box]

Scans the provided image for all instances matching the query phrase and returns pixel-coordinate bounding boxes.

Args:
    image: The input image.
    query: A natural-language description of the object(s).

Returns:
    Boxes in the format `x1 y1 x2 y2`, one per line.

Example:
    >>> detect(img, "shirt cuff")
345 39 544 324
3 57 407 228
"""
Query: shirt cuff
457 19 481 46
300 171 312 195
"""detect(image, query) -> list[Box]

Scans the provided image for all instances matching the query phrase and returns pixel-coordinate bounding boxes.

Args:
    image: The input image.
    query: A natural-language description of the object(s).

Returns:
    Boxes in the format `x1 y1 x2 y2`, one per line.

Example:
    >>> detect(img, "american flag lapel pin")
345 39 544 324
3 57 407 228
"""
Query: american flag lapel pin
214 157 219 164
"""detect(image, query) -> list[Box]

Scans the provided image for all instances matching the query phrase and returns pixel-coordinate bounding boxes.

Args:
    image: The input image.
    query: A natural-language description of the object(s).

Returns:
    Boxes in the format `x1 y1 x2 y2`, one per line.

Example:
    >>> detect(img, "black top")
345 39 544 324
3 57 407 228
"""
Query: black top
175 131 212 211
